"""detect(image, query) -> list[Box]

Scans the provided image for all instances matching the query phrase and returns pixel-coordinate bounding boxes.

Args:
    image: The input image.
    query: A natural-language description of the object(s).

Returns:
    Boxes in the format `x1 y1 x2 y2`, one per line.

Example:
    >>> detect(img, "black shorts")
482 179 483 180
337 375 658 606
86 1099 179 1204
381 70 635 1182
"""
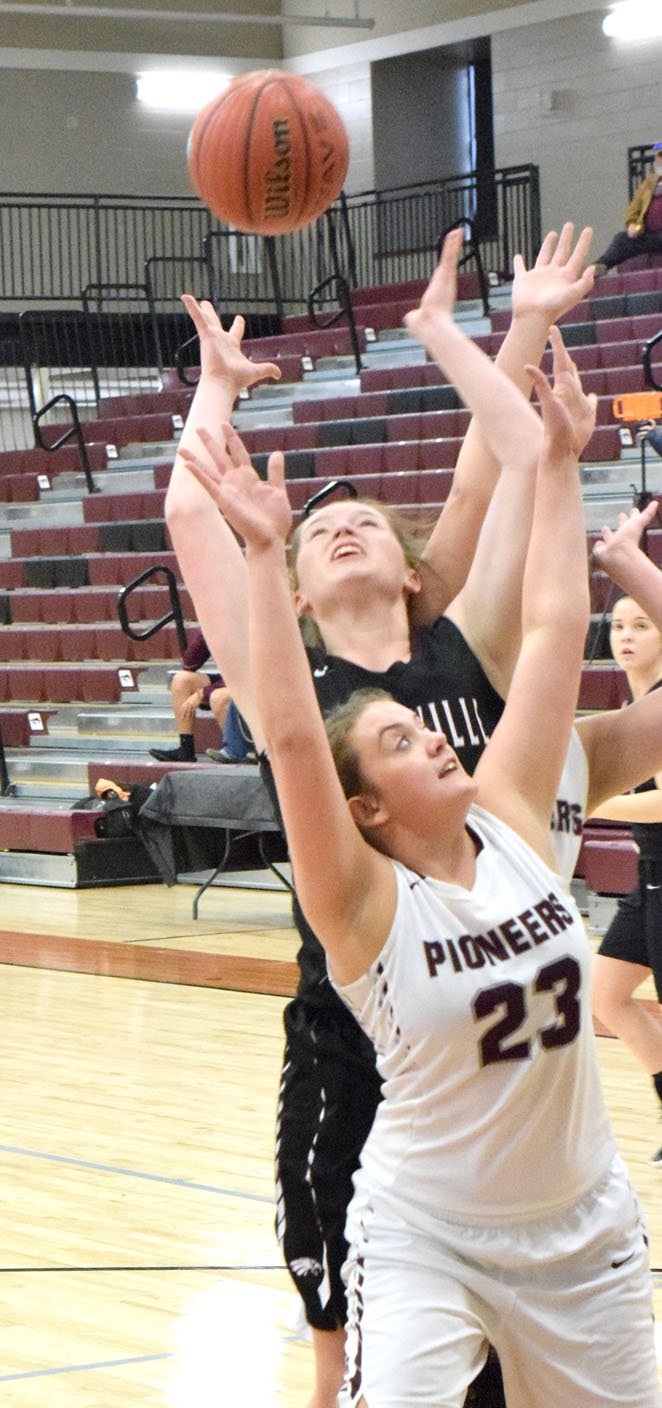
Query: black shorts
598 862 662 1000
274 995 382 1330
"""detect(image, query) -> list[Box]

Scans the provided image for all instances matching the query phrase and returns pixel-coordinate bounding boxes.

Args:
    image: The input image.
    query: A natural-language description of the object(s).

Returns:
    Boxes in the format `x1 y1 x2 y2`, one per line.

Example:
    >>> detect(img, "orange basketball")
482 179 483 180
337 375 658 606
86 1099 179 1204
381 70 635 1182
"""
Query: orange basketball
187 69 349 236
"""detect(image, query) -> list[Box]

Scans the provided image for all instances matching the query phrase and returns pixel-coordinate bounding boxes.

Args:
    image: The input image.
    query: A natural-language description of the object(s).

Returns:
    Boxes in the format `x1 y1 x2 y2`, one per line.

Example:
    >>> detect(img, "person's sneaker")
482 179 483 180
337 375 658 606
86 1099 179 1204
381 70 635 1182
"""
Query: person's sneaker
206 747 257 764
649 1146 662 1166
592 260 609 279
149 745 196 763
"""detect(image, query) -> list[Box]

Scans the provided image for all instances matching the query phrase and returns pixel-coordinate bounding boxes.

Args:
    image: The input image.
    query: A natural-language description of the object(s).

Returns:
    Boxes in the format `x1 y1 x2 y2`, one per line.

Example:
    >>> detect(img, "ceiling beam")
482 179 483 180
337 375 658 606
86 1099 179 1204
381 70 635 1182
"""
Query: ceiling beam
0 2 375 26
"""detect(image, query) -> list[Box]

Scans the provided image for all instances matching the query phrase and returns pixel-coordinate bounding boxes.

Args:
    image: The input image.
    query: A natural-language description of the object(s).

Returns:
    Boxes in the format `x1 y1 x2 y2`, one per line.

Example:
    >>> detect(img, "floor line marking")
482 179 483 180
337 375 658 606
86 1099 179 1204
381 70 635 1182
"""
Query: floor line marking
0 1143 274 1203
0 1352 174 1382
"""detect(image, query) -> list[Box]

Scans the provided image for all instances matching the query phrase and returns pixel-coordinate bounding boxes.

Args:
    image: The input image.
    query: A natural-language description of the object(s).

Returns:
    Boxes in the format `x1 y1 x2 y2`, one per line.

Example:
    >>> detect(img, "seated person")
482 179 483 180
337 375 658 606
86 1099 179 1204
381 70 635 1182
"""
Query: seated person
206 699 257 764
150 626 230 763
594 142 662 276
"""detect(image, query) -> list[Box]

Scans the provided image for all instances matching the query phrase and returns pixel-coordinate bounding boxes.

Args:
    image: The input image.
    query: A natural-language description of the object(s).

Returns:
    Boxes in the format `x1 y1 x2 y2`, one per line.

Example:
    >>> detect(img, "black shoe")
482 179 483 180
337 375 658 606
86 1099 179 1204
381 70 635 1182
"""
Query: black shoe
649 1146 662 1166
149 745 196 763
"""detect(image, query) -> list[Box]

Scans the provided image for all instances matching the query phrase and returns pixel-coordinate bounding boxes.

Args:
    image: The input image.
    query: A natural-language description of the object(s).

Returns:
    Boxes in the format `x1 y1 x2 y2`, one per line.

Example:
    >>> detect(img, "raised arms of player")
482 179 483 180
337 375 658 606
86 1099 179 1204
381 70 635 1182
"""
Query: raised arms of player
592 501 662 625
474 352 593 864
409 223 596 625
164 302 280 736
179 430 396 985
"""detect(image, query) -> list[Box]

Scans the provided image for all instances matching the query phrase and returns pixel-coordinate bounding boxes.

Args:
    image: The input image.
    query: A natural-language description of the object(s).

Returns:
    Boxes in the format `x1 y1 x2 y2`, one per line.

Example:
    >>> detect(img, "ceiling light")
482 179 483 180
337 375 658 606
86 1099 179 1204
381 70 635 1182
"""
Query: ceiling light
136 70 231 112
603 1 662 39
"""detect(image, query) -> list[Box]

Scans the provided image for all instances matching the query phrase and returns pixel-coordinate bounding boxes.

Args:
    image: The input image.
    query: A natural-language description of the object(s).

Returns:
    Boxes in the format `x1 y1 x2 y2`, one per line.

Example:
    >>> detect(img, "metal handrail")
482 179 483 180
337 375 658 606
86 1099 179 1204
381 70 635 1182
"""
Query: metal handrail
0 723 12 796
117 563 188 655
306 272 363 375
32 393 96 494
643 328 662 392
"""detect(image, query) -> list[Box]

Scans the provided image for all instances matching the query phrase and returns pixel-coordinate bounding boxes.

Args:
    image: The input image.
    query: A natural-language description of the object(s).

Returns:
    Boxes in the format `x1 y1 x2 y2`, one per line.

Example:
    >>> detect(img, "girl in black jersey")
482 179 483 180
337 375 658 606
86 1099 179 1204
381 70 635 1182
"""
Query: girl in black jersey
589 515 662 1163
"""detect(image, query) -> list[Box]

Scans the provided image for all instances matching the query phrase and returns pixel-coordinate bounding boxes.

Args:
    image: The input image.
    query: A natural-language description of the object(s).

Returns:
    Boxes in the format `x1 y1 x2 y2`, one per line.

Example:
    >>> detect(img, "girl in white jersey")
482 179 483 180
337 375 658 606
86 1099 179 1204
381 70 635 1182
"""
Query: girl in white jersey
178 275 660 1407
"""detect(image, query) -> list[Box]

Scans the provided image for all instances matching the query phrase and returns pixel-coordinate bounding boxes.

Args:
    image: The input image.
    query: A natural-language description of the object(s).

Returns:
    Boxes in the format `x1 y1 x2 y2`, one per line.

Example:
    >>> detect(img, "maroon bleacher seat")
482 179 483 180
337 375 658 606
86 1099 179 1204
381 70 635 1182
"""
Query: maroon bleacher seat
0 561 25 589
580 836 638 896
416 438 459 469
578 665 629 710
383 442 420 473
580 426 621 461
7 666 49 702
347 444 386 475
603 367 649 396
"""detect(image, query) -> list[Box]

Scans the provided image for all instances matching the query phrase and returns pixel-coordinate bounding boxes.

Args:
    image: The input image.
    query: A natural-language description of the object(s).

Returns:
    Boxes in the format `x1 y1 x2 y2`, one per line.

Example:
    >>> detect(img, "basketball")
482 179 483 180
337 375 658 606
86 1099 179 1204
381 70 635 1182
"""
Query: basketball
187 69 349 236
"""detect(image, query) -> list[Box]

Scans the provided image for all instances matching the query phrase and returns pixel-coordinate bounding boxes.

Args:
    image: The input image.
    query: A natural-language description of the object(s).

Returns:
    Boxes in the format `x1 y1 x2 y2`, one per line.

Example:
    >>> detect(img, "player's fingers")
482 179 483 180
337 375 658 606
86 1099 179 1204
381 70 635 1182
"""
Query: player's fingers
181 294 208 330
551 221 575 265
565 225 593 273
267 450 286 489
253 360 282 383
228 314 246 341
533 230 558 267
218 420 252 466
178 445 224 490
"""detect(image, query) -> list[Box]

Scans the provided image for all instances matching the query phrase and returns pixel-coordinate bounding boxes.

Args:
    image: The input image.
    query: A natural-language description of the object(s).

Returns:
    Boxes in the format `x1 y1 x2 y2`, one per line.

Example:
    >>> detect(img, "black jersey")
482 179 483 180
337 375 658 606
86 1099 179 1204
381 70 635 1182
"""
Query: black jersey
261 614 505 1005
629 681 662 864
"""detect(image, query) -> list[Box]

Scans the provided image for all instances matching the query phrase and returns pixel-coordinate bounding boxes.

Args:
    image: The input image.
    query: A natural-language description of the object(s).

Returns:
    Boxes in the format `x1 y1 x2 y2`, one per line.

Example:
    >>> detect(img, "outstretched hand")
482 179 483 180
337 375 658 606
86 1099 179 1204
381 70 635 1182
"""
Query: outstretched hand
181 295 281 395
511 223 595 325
178 420 292 551
403 226 464 340
526 326 597 459
592 501 660 573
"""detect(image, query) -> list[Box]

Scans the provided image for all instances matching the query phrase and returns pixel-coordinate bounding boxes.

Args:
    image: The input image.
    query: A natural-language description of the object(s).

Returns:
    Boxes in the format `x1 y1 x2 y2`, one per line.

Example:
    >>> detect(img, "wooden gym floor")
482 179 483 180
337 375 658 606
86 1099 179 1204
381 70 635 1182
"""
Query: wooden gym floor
1 874 661 1404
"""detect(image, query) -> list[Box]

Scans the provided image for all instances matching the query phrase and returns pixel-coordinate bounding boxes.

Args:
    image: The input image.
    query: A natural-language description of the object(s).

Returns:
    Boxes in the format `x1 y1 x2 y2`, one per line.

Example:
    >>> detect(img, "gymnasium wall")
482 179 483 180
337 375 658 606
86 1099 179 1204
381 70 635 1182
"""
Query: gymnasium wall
0 6 660 262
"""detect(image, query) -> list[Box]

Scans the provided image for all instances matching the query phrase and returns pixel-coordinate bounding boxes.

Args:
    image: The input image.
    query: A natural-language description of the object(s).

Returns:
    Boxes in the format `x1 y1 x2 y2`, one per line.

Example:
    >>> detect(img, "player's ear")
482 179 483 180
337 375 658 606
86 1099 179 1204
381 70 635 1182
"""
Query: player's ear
293 589 312 617
404 565 421 600
348 791 389 831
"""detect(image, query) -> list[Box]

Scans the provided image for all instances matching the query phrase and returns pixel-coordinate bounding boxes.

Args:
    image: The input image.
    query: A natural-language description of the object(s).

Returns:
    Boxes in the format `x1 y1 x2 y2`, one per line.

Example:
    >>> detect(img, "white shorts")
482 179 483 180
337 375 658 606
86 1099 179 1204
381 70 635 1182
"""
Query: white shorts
340 1155 660 1408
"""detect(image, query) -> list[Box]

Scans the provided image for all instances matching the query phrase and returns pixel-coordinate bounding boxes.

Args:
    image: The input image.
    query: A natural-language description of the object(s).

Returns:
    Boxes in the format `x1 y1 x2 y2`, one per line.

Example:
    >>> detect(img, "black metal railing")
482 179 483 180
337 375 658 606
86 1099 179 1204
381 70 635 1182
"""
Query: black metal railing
33 394 96 494
0 168 540 456
118 563 188 656
0 168 539 312
643 328 662 392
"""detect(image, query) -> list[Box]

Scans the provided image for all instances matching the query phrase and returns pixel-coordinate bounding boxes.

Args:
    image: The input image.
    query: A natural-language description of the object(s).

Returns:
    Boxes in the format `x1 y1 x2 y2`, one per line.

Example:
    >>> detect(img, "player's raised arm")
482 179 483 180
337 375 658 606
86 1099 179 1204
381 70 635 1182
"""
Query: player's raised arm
592 501 661 626
410 223 595 622
165 300 280 734
179 426 395 982
475 348 592 861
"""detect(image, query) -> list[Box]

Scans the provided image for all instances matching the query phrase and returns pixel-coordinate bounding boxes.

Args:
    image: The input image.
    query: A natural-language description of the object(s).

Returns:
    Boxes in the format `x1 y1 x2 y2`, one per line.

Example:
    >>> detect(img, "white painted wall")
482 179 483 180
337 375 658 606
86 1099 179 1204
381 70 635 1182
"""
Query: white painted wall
0 4 660 262
491 13 662 256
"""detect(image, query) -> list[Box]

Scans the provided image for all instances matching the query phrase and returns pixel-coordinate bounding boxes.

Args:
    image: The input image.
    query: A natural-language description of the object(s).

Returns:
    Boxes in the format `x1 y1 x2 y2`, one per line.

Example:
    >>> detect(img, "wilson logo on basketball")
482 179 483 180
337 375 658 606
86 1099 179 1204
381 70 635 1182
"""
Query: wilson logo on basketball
265 119 292 220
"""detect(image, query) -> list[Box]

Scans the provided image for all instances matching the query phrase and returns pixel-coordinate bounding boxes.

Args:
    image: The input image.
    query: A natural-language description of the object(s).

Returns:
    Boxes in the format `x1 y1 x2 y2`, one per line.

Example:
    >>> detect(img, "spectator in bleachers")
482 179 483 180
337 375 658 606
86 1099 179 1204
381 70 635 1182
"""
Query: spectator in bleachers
593 143 662 276
150 626 230 763
590 503 662 1164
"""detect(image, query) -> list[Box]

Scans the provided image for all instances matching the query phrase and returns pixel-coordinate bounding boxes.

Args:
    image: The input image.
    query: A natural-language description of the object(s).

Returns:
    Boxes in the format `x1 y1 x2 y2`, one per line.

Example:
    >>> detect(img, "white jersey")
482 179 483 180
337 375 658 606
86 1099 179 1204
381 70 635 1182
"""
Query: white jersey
333 805 615 1224
551 726 588 882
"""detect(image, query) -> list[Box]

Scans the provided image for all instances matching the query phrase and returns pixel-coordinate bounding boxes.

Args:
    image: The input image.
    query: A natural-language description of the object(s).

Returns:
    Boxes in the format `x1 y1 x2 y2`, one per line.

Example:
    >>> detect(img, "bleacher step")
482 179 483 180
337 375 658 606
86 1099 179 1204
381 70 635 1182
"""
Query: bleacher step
0 851 78 887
